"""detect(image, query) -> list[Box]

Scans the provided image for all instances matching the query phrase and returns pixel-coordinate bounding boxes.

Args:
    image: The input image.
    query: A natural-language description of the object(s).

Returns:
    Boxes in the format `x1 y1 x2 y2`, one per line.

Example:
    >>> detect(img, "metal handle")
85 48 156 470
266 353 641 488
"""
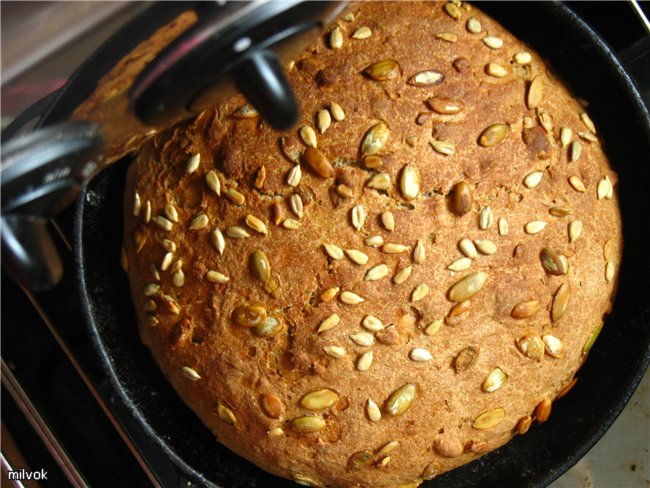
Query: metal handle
1 120 103 290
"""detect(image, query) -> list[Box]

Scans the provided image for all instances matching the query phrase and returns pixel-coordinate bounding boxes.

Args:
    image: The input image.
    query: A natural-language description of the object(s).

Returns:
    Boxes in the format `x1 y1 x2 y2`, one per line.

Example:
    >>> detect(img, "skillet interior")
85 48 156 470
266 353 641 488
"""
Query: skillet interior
76 2 650 486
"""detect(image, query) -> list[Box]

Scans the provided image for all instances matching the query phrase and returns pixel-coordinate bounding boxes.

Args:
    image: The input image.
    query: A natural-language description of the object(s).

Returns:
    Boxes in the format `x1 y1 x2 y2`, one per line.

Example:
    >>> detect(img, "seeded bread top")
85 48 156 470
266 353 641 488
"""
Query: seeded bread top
122 2 622 487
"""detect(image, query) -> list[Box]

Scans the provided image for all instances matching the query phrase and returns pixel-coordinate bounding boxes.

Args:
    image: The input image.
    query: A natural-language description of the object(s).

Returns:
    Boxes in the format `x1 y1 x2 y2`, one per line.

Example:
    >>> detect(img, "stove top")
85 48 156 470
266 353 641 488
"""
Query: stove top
2 2 649 487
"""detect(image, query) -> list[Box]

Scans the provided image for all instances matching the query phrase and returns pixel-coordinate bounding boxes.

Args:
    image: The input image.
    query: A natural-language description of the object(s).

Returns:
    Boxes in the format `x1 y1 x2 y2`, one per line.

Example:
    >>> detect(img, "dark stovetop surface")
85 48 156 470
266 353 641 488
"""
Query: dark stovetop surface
2 2 649 487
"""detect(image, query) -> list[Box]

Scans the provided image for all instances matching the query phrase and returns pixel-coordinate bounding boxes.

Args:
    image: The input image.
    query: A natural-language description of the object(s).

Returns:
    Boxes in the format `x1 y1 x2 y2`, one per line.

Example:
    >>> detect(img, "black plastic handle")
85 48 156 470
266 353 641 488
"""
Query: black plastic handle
130 1 344 129
233 49 299 130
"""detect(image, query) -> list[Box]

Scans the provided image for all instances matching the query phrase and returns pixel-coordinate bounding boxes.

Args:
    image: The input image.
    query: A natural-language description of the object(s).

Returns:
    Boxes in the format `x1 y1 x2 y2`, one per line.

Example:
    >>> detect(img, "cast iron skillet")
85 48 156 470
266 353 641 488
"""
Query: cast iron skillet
76 2 650 487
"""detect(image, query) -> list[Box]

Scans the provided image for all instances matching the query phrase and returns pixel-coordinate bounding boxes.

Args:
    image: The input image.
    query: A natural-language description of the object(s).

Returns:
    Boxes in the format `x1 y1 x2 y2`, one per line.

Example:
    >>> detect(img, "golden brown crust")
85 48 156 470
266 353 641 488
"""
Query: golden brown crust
122 2 622 487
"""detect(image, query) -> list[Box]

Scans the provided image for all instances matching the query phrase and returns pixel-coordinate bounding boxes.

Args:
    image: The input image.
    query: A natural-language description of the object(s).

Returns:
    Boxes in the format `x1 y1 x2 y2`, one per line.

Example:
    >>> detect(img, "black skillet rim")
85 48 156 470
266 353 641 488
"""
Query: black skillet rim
75 1 650 487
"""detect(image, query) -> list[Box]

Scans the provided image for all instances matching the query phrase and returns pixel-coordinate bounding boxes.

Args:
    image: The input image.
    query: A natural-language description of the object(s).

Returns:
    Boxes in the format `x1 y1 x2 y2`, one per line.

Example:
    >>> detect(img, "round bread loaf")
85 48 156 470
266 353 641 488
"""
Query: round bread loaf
122 2 622 486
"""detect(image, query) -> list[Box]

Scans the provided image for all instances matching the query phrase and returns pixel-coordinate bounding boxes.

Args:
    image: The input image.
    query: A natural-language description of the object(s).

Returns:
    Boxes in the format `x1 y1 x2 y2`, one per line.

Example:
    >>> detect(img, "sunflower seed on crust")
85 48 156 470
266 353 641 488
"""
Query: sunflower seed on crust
486 63 508 78
366 399 381 422
206 171 221 195
459 238 478 259
413 240 426 264
578 130 598 143
350 332 375 347
410 348 432 362
351 205 366 230
479 206 494 229
330 102 345 121
224 188 245 205
289 194 304 219
365 264 389 281
524 220 547 234
444 2 462 19
527 76 543 109
482 35 503 49
189 214 209 230
323 345 346 358
400 165 420 201
185 154 200 174
345 249 369 265
570 140 583 162
580 112 596 133
352 26 372 39
133 192 141 216
393 265 413 284
560 127 573 147
323 244 344 260
318 314 340 333
329 26 343 49
226 226 250 238
524 171 543 189
206 270 229 284
211 228 225 254
466 17 482 33
448 257 472 271
382 243 410 254
411 283 429 302
381 211 395 231
569 220 583 242
362 315 385 332
320 287 340 302
182 366 201 381
498 218 509 236
424 319 443 336
597 177 611 200
143 200 151 223
513 51 532 64
474 239 497 255
164 203 179 222
568 175 587 192
282 218 301 230
367 173 391 191
357 351 373 371
317 109 331 134
153 216 173 232
287 165 302 187
340 291 364 305
300 125 317 147
365 235 384 247
245 215 268 235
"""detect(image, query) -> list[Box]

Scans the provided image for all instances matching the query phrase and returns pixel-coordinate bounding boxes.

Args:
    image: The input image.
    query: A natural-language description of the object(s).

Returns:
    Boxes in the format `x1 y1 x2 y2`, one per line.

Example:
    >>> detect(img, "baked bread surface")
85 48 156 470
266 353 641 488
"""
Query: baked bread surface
122 2 622 486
